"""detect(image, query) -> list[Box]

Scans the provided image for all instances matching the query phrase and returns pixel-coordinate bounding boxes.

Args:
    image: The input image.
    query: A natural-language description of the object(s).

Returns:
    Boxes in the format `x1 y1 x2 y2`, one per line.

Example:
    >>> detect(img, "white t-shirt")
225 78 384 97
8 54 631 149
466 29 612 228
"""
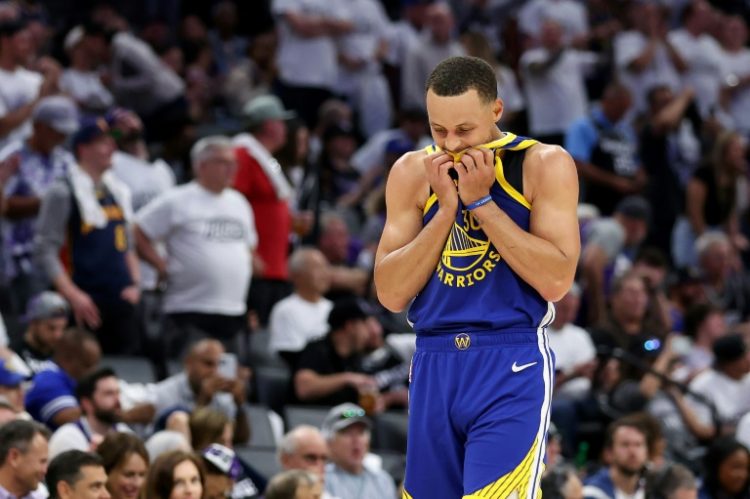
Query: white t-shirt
135 182 257 315
59 68 114 112
269 293 333 353
518 0 589 43
111 151 175 290
668 29 725 116
0 66 42 150
614 30 682 112
350 128 431 175
520 48 595 135
400 34 465 111
686 369 750 427
737 411 750 450
548 323 596 399
721 47 750 134
48 418 131 459
272 0 350 89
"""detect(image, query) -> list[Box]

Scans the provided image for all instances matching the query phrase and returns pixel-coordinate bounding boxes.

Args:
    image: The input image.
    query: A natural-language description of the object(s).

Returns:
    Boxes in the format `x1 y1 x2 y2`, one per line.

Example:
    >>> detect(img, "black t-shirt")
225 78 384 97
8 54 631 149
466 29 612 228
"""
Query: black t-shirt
692 165 734 227
294 336 364 406
10 337 53 375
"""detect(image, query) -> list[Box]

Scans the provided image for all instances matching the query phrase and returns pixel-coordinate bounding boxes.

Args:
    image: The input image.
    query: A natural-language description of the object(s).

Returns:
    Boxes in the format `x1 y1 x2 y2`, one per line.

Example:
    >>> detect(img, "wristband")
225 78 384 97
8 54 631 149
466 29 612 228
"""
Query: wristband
466 195 492 211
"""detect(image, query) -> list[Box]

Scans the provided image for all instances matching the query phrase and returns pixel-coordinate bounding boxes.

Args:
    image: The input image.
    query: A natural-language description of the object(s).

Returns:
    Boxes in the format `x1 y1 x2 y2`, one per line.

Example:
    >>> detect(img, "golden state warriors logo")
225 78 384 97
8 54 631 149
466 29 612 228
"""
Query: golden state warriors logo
435 211 502 287
454 333 471 350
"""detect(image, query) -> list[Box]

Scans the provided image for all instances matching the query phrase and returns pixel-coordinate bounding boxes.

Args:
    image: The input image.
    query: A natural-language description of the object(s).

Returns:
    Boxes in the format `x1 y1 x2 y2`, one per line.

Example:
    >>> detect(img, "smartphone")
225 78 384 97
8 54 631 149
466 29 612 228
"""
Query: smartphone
218 353 238 379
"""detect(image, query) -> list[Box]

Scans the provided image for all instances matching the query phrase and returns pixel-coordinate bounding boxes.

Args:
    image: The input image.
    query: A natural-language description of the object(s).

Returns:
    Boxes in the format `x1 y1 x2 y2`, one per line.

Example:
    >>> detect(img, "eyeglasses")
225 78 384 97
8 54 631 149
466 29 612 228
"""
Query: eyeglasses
302 453 329 463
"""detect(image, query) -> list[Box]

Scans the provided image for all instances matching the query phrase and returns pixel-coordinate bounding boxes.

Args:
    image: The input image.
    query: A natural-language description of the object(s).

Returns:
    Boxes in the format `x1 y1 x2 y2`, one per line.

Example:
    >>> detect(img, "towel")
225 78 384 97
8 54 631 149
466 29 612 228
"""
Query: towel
233 133 293 201
69 162 133 228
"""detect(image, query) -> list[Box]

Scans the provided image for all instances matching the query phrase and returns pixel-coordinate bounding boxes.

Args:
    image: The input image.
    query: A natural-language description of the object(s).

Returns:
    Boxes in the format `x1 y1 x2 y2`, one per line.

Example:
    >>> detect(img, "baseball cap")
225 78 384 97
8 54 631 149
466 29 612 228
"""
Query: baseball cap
321 403 372 438
242 95 296 127
32 96 79 135
713 333 747 364
24 291 69 322
328 298 370 331
71 117 110 152
0 360 25 387
615 196 651 222
201 444 241 480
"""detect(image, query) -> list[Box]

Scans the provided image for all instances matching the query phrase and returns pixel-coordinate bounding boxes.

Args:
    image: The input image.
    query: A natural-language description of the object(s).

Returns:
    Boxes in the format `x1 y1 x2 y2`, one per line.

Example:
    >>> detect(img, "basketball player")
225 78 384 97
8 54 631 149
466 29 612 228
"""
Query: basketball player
374 56 580 498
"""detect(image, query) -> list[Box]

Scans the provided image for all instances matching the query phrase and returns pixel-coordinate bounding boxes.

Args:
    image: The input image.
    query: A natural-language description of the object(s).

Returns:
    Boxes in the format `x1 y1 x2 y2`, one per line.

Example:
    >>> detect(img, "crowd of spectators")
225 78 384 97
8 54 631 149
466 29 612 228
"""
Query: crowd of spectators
0 0 748 497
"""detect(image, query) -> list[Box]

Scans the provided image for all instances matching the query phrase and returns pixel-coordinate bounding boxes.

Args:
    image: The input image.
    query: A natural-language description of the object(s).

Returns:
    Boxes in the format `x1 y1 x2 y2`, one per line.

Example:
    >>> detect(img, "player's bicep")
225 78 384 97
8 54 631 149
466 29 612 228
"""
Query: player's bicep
528 147 581 260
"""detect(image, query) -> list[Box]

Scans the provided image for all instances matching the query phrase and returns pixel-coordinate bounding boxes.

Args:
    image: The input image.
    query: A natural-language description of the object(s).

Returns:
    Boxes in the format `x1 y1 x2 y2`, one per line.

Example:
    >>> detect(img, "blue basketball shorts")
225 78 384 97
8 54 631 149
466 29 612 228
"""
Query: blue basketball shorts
402 328 555 499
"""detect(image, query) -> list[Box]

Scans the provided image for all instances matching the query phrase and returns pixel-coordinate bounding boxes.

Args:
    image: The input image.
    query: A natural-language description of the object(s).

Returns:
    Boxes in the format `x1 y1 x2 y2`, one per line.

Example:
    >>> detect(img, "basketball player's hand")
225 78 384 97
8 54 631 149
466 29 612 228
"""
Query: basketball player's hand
455 148 495 206
423 151 458 211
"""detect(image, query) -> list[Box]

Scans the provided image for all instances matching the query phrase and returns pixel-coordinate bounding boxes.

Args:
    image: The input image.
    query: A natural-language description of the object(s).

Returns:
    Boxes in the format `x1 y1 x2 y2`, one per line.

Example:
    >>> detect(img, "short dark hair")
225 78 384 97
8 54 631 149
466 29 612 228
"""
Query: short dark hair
96 432 149 474
0 420 50 465
645 463 696 499
75 367 117 402
634 247 668 269
604 416 648 450
425 56 497 103
683 304 719 339
46 450 104 499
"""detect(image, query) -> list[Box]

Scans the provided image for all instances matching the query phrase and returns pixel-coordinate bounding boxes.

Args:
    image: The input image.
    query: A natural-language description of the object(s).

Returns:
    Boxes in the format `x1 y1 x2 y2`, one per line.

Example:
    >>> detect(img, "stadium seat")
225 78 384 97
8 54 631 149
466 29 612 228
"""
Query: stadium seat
234 446 281 480
284 405 331 431
101 355 156 384
244 404 278 448
248 328 286 368
254 365 291 414
373 410 409 453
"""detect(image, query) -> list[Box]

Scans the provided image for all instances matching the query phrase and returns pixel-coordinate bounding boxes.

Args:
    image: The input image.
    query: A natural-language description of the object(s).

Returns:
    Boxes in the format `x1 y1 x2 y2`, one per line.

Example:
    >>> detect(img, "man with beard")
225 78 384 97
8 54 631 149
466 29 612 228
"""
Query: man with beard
47 367 130 459
583 417 648 499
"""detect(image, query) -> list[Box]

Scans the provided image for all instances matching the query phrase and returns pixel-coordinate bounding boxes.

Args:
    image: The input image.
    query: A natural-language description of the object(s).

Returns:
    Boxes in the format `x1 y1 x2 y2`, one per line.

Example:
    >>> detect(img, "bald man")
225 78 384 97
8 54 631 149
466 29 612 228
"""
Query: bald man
152 339 251 443
279 425 337 499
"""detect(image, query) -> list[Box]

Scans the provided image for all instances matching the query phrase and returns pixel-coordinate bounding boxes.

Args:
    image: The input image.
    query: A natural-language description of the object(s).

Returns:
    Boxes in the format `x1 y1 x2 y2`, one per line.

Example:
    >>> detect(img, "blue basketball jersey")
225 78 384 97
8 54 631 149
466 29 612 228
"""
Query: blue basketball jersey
407 133 549 334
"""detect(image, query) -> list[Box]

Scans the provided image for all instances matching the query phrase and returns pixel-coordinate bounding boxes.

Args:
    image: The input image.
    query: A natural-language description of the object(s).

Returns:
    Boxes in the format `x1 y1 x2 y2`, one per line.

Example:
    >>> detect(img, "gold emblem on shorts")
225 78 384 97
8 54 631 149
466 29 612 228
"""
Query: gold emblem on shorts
454 333 471 350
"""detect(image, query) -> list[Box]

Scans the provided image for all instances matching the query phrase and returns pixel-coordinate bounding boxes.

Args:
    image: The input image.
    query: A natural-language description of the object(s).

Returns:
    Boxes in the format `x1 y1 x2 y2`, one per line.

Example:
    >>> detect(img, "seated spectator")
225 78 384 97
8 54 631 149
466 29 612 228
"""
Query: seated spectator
46 449 109 499
359 313 409 411
143 431 191 463
0 419 51 499
540 465 584 499
34 118 140 355
698 437 750 499
48 368 131 459
59 26 114 114
152 339 250 445
8 291 68 376
687 333 750 433
134 136 257 360
678 303 727 380
24 328 101 429
548 283 597 400
96 432 149 499
0 396 17 424
294 299 376 407
1 96 78 314
278 425 330 490
644 463 698 499
667 267 707 334
0 360 24 415
144 450 204 499
316 212 368 299
269 247 333 368
315 126 362 212
321 403 397 499
583 417 648 499
265 470 322 499
201 443 262 499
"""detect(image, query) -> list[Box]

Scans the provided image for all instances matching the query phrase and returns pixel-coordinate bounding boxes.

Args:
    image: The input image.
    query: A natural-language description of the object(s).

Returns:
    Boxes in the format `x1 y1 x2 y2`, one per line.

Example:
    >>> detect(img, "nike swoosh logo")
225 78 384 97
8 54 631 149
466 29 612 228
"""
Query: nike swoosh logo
511 361 538 373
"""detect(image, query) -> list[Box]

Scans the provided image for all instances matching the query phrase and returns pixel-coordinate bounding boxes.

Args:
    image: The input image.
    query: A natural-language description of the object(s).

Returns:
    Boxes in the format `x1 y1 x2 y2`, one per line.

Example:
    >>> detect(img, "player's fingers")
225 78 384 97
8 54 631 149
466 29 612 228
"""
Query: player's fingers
460 152 477 171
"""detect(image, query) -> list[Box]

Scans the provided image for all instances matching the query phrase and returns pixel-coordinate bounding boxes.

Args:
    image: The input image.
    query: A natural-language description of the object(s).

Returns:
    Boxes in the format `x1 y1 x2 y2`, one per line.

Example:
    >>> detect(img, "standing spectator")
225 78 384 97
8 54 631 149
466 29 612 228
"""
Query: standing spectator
518 0 589 46
80 22 187 143
234 95 297 326
0 420 50 499
695 232 750 326
719 16 750 136
400 3 464 111
614 3 685 113
59 26 114 115
0 19 60 151
520 19 597 146
8 291 68 376
96 432 149 499
1 96 77 313
668 0 725 117
271 0 353 128
135 136 257 359
144 450 204 499
47 368 131 459
34 118 140 355
321 403 397 499
698 437 750 499
565 82 645 216
207 1 248 77
45 450 109 499
269 247 333 367
583 418 648 499
24 328 101 429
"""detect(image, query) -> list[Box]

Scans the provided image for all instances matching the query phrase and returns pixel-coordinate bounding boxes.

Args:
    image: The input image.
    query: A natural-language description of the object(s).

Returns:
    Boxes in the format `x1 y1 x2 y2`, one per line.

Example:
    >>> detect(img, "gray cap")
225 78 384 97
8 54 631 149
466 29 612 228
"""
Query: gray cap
24 291 69 322
242 95 296 127
615 195 651 222
32 96 79 135
321 403 371 438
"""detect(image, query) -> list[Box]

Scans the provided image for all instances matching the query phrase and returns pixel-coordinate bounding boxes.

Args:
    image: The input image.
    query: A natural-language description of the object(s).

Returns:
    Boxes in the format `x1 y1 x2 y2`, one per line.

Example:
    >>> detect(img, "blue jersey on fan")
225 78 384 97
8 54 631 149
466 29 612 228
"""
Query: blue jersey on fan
407 132 548 334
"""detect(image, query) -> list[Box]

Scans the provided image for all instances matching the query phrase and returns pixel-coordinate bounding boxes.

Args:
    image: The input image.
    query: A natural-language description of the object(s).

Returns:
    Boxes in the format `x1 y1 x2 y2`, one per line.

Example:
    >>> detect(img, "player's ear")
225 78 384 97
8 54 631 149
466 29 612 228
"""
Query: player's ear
492 98 503 124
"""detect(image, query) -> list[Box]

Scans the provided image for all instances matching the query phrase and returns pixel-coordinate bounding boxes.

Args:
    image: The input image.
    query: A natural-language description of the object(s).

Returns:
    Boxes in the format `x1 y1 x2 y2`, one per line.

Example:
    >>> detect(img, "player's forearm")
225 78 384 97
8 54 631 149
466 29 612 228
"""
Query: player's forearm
471 203 577 302
374 209 454 312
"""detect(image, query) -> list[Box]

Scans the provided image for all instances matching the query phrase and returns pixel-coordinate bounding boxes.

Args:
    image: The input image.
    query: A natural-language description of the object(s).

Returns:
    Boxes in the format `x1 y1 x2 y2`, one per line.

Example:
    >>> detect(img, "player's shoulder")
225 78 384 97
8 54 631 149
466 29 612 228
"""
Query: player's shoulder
388 149 429 184
524 142 576 177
